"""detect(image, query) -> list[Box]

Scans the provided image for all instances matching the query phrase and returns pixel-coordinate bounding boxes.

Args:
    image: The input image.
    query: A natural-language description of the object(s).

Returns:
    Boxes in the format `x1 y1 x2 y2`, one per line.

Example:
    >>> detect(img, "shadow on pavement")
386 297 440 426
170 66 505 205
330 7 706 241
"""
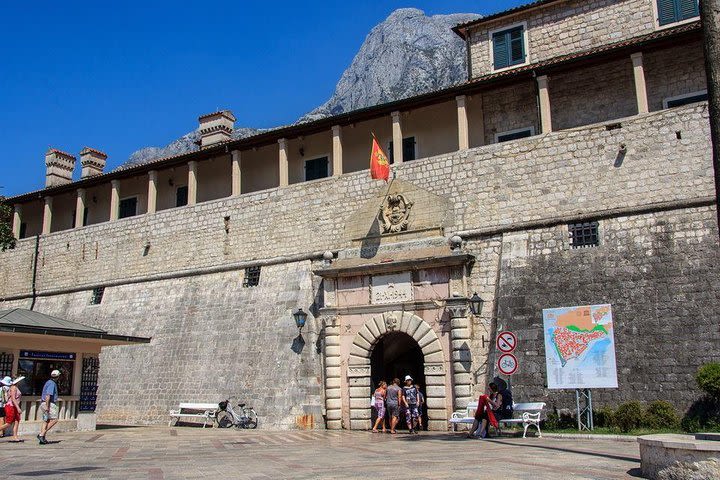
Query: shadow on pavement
97 424 145 430
12 466 101 477
483 438 639 463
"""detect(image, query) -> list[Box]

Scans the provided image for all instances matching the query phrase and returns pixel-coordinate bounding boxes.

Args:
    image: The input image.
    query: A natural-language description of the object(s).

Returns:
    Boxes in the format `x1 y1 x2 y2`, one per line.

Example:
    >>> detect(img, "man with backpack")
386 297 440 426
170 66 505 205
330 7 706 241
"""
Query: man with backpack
402 375 420 434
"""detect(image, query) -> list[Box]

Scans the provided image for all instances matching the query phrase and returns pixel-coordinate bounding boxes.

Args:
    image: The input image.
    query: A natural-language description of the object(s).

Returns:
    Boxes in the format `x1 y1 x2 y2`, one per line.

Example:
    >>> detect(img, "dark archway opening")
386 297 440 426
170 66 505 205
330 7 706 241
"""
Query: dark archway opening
370 331 427 430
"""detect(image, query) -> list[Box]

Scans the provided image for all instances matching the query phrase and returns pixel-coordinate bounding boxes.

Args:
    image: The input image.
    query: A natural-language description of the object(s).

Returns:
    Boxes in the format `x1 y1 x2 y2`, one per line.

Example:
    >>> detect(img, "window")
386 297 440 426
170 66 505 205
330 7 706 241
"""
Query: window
657 0 699 26
305 157 329 181
663 90 708 109
492 25 526 70
495 127 535 143
569 221 600 249
17 351 74 397
118 197 138 219
176 186 188 207
243 266 261 287
19 223 27 239
90 287 105 305
388 137 416 163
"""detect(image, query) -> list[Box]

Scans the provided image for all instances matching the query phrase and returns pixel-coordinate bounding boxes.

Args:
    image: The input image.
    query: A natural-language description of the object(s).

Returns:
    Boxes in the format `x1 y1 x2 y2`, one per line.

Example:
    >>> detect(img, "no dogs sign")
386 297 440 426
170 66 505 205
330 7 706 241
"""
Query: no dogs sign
497 353 518 376
496 331 517 353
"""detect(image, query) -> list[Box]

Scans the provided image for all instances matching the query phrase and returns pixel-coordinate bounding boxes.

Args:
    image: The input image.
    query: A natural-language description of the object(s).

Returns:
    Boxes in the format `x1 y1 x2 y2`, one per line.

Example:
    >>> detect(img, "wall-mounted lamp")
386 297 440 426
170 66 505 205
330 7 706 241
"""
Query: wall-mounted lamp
293 308 308 334
168 178 175 187
299 147 305 157
468 292 483 316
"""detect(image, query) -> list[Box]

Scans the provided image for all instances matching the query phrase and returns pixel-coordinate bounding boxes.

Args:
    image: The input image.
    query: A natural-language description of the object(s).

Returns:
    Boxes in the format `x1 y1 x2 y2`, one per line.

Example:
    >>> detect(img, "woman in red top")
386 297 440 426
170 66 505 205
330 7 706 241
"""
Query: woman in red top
468 394 498 439
5 379 22 442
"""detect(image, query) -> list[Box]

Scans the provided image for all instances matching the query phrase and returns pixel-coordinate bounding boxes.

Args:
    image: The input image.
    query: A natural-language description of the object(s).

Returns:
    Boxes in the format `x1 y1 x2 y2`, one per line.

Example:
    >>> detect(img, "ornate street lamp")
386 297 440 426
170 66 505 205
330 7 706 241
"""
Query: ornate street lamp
293 308 308 334
468 292 483 316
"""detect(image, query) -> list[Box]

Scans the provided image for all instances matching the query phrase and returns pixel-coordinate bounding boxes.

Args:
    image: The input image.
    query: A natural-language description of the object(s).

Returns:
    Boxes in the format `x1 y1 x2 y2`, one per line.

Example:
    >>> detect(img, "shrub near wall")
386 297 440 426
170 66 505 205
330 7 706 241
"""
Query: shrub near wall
682 363 720 432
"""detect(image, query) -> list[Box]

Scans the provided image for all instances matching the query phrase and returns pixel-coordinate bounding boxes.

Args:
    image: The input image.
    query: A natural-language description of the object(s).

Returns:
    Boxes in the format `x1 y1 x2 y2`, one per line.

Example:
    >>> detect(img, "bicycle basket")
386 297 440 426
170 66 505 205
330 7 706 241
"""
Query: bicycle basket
218 401 228 411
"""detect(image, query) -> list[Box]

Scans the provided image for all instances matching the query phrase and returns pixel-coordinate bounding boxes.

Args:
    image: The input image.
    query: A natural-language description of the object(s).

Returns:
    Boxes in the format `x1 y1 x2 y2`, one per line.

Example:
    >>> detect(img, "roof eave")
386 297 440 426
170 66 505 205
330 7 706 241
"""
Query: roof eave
0 325 151 344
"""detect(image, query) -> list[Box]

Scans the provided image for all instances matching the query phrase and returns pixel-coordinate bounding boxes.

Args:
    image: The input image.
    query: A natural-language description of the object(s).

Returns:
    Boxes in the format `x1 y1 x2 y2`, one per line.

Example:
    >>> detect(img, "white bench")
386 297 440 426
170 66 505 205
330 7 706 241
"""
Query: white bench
168 402 218 428
449 401 546 438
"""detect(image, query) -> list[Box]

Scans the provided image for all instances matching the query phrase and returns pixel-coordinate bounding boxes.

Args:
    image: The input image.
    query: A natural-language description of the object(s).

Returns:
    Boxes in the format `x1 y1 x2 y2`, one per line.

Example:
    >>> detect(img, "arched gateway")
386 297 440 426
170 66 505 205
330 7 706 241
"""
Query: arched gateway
324 311 449 431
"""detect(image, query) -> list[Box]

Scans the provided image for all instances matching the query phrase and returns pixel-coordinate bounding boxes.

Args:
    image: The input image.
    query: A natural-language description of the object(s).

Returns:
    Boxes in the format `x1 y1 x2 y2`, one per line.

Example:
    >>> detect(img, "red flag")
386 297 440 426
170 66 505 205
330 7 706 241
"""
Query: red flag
369 135 390 182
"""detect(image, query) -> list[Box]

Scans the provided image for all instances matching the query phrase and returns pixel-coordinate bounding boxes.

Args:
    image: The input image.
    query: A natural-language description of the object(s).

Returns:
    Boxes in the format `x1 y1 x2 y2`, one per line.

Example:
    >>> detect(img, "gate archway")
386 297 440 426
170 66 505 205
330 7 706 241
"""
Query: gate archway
345 311 447 430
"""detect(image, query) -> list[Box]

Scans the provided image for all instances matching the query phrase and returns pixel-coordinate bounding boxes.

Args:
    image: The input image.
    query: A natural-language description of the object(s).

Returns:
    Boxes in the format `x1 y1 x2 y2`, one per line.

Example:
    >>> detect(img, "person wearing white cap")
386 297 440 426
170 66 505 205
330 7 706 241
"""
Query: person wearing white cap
38 369 61 445
5 376 23 442
0 376 13 436
401 375 420 434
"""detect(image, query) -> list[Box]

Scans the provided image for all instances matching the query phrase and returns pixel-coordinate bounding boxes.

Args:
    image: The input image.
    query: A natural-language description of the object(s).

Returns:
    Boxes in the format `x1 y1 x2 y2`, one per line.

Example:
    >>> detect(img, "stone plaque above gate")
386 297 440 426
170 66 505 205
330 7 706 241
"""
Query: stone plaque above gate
371 272 413 304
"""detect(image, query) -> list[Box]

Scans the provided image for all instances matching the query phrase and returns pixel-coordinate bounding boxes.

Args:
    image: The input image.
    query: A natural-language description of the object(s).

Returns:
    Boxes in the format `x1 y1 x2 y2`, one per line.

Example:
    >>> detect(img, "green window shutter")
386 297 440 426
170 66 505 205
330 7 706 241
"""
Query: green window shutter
678 0 699 21
657 0 678 25
509 27 525 65
493 31 510 69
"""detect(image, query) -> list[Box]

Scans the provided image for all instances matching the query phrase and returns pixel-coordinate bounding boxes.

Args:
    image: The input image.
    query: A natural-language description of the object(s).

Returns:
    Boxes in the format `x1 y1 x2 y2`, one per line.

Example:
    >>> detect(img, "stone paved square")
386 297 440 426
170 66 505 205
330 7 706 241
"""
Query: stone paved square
0 427 641 479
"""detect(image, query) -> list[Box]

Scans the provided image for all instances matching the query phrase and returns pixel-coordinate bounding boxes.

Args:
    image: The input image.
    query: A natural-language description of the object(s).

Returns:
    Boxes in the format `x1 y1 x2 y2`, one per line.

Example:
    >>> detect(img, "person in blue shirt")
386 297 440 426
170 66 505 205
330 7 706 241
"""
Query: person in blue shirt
37 369 60 445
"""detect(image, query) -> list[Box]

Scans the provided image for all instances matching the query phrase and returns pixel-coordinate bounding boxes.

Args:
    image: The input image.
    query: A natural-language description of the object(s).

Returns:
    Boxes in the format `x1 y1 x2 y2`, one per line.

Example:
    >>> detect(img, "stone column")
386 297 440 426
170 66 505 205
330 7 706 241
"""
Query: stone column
231 150 242 196
391 111 403 164
42 197 53 234
631 52 649 114
12 204 22 239
331 126 343 176
147 170 158 214
188 161 198 205
537 75 553 133
110 180 120 221
446 296 473 411
456 95 470 150
278 138 289 187
75 189 86 228
323 317 342 430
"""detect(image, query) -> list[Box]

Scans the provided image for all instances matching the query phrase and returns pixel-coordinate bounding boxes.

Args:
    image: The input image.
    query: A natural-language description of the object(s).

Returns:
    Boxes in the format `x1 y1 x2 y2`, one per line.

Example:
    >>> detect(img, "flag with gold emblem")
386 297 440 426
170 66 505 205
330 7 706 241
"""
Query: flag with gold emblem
369 134 390 181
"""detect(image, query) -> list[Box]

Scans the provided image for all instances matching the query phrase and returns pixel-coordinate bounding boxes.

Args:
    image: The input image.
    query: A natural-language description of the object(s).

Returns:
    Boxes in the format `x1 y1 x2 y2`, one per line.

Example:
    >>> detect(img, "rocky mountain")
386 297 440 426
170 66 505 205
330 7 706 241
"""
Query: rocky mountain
121 8 479 168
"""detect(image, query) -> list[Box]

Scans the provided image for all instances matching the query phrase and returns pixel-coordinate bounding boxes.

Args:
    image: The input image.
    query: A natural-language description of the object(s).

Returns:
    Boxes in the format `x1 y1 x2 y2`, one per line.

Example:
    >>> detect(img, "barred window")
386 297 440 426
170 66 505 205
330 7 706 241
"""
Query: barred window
90 287 105 305
569 221 600 249
243 266 261 288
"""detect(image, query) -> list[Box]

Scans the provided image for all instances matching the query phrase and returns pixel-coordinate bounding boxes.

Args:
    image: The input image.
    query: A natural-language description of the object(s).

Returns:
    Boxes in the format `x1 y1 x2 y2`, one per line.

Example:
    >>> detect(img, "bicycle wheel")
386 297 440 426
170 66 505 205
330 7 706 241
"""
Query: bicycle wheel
216 411 234 428
241 409 258 429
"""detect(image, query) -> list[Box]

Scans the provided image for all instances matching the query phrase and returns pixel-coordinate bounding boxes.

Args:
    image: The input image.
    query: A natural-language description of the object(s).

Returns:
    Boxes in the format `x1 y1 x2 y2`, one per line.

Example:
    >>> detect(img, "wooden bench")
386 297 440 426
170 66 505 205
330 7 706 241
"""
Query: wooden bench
168 402 218 428
449 401 546 438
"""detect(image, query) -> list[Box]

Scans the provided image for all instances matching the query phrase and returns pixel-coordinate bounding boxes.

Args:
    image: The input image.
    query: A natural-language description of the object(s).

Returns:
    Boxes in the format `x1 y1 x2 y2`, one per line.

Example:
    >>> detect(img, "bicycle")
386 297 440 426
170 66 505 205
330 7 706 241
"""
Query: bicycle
216 398 258 429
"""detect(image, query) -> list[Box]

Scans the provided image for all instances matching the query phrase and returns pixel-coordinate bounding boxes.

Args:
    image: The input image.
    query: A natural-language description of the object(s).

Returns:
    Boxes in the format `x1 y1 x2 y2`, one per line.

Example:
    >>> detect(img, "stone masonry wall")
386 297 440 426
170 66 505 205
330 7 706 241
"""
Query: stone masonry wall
645 40 707 112
468 0 658 77
0 104 712 300
491 205 720 411
1 261 325 428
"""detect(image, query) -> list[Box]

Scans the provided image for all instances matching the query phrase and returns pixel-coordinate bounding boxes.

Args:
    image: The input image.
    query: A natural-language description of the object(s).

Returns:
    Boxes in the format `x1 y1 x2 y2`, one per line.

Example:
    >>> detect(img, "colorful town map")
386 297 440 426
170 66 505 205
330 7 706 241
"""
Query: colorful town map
543 304 618 389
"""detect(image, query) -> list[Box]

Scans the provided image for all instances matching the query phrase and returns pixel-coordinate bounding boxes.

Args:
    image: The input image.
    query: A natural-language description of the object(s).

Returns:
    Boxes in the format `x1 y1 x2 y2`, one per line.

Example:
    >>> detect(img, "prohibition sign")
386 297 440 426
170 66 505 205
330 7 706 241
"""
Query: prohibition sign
497 353 518 375
496 331 517 353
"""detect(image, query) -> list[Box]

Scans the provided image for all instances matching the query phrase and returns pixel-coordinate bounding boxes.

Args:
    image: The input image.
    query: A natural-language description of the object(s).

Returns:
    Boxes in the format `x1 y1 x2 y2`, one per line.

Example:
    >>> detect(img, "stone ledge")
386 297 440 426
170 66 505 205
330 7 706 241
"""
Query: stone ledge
638 434 720 451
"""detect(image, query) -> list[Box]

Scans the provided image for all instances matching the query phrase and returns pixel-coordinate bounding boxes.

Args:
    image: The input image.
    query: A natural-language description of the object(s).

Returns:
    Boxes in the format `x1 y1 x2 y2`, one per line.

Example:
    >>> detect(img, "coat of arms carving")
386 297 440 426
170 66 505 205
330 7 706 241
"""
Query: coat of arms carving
378 194 413 233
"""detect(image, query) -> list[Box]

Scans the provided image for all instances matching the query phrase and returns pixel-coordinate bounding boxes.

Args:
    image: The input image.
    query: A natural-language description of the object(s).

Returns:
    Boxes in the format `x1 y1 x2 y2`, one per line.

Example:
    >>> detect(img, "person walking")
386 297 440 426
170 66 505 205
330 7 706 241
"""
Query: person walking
0 376 12 437
415 382 425 431
371 381 387 433
5 377 22 442
385 378 402 434
38 370 61 445
402 375 420 434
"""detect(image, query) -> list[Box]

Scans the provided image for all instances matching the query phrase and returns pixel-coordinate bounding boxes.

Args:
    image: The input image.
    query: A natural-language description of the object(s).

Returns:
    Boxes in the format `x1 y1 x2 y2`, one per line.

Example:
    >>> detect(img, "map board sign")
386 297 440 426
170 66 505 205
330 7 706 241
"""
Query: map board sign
497 331 517 353
543 304 618 389
497 353 518 375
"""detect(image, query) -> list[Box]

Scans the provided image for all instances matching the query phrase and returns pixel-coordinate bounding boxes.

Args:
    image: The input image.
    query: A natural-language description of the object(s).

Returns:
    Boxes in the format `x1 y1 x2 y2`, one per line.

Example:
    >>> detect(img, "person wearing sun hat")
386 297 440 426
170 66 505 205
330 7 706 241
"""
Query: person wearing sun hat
5 375 23 442
0 376 12 436
38 369 61 445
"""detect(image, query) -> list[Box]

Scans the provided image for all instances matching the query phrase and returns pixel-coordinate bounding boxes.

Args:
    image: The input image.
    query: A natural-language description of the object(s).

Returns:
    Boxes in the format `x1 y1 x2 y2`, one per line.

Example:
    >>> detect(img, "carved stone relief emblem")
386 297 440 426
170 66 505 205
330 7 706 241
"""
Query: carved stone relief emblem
378 194 414 233
384 313 398 331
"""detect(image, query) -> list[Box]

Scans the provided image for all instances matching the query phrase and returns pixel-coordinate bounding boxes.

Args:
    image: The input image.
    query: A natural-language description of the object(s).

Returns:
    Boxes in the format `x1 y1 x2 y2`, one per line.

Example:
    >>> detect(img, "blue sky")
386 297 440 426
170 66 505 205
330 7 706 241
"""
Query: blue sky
0 1 525 197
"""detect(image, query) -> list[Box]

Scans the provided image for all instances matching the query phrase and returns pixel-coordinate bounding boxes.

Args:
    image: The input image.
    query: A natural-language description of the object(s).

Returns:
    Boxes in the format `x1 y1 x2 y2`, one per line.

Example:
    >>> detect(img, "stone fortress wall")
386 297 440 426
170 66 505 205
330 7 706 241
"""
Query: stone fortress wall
1 104 717 426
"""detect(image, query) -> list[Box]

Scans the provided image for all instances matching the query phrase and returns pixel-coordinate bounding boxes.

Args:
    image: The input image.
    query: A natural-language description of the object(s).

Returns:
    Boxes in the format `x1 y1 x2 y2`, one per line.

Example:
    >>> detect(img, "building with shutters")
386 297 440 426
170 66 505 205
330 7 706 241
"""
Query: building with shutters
1 0 718 430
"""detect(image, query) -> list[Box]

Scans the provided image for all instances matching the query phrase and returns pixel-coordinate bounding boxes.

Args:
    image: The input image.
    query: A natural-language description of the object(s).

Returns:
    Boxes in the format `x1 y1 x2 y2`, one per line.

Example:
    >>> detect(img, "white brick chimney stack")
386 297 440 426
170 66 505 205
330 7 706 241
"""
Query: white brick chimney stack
198 110 236 148
79 147 108 178
45 148 76 187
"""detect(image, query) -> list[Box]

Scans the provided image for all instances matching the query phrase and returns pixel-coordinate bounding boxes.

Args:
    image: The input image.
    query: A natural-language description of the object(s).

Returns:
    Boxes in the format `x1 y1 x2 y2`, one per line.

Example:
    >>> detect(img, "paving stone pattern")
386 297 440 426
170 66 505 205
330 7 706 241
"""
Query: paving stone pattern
0 427 642 479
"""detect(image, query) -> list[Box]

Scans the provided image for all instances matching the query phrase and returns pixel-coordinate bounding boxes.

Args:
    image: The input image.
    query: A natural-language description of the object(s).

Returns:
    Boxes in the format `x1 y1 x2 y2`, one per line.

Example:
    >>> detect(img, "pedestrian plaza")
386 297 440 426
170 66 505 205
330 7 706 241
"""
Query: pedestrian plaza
0 427 642 479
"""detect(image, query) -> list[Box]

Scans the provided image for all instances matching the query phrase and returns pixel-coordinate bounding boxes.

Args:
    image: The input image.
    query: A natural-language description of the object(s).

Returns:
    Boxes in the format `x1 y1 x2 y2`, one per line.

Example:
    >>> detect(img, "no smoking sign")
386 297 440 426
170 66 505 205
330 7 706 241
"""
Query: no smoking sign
496 331 517 353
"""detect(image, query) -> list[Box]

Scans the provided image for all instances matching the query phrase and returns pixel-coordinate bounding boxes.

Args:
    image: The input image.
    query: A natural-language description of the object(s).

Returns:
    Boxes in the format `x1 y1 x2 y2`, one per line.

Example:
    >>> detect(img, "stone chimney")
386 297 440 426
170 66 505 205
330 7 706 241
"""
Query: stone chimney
198 110 236 148
79 147 108 178
45 148 76 187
